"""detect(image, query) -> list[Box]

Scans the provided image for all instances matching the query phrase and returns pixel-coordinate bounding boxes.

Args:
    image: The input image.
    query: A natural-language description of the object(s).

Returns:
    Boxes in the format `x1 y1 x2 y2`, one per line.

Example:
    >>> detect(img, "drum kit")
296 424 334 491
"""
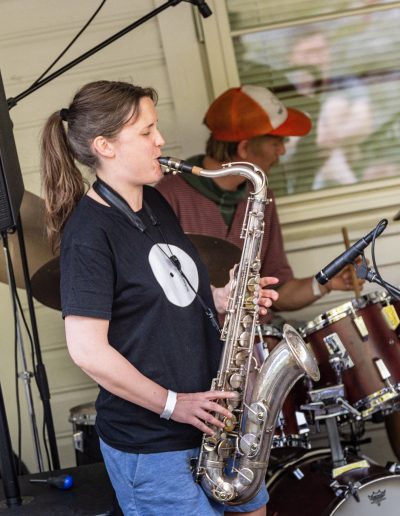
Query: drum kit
261 289 400 515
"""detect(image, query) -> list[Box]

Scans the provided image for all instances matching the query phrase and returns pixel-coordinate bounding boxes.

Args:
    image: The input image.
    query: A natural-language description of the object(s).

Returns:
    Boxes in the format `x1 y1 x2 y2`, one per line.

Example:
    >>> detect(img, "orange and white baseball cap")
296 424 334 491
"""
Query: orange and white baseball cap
204 85 312 141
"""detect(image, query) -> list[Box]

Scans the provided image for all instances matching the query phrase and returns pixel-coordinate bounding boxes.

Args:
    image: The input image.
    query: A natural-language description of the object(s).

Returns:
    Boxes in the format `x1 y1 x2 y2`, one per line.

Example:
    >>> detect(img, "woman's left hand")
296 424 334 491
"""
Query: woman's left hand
258 276 280 316
212 271 279 315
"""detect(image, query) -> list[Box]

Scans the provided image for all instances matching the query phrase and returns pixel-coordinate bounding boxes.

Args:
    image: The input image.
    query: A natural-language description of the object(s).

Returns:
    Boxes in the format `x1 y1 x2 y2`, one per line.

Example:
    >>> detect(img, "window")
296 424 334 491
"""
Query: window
223 1 400 197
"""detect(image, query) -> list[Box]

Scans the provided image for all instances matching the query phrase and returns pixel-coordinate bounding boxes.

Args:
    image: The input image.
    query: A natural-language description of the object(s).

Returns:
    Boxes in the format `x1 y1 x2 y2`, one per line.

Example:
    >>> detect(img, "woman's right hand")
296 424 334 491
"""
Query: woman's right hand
171 390 239 435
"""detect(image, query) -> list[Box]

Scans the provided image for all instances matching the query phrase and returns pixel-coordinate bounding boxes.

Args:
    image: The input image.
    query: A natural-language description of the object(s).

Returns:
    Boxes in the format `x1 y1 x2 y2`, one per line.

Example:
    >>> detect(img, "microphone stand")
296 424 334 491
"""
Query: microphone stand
7 0 201 109
355 258 400 301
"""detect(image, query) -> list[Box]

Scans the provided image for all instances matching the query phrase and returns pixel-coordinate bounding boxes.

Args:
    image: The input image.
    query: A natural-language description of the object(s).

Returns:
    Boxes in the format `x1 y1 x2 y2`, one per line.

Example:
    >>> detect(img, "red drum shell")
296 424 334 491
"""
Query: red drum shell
267 448 400 515
301 293 400 414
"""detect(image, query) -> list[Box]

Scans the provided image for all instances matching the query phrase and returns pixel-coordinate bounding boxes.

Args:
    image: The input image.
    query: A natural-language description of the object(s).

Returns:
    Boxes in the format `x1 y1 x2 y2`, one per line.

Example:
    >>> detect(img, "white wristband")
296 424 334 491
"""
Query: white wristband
311 276 323 298
160 390 177 420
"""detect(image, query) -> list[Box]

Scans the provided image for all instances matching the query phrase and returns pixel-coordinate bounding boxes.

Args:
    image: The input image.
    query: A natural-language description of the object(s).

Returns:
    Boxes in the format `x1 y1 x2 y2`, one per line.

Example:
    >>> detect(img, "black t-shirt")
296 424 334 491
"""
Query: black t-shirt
61 186 222 453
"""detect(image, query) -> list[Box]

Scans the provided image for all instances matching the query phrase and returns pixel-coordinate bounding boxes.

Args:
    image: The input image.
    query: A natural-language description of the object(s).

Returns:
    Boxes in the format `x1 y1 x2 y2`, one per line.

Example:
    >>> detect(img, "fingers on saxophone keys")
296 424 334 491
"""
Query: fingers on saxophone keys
259 276 279 288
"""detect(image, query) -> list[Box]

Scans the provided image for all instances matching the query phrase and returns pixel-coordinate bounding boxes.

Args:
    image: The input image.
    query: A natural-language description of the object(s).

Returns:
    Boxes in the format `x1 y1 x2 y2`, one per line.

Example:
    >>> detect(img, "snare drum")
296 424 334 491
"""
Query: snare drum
69 401 102 466
267 448 400 515
301 292 400 417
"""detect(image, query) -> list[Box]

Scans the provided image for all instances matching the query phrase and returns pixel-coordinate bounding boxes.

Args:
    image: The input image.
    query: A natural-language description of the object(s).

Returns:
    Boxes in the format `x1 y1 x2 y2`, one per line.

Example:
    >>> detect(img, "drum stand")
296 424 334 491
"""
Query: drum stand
302 383 364 470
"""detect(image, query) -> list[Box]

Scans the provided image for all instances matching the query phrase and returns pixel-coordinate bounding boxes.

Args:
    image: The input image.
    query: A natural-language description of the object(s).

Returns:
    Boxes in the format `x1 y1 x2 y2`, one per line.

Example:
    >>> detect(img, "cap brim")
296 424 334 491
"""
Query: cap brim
269 107 312 137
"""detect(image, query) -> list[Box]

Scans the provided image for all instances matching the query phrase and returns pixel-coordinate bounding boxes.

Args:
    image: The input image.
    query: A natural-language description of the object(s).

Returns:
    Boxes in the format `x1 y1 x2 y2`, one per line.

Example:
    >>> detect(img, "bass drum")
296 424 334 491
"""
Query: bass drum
267 449 400 515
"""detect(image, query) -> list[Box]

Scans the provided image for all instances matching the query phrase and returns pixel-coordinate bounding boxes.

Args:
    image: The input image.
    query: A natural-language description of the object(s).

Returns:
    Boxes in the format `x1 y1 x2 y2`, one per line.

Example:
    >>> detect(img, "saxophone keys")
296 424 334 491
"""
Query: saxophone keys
235 350 249 366
240 433 260 457
248 401 268 424
217 437 235 458
238 331 251 347
213 482 235 502
247 276 260 292
237 467 255 486
223 413 238 432
203 436 218 452
229 372 244 390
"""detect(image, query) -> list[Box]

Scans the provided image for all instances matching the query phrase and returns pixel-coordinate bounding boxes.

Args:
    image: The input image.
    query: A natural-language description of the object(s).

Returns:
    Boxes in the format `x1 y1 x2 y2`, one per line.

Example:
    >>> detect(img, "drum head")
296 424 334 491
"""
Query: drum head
331 474 400 515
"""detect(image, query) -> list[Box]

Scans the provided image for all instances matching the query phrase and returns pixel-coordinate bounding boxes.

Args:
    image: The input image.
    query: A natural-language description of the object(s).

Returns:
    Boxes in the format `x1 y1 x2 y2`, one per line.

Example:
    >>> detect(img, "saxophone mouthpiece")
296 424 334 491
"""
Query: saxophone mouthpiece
158 156 202 175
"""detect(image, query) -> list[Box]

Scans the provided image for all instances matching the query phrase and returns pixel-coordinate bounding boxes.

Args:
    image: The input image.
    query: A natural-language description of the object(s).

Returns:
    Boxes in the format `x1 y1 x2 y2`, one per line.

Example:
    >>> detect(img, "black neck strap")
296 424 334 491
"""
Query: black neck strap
93 176 157 232
91 177 221 333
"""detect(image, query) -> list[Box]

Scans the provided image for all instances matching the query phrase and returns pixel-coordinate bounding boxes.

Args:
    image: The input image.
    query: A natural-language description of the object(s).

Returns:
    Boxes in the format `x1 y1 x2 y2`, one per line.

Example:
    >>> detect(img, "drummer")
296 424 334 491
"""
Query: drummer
157 84 365 318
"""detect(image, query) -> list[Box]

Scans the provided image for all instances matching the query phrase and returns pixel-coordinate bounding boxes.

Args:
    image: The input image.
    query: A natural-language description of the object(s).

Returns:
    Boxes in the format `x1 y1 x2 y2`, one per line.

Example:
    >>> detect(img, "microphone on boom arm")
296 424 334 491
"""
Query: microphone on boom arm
315 219 388 285
183 0 212 18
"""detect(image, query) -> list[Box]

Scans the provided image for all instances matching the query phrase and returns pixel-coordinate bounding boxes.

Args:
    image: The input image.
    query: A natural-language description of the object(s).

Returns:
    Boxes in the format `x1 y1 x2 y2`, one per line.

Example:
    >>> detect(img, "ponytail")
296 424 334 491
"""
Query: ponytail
40 112 86 253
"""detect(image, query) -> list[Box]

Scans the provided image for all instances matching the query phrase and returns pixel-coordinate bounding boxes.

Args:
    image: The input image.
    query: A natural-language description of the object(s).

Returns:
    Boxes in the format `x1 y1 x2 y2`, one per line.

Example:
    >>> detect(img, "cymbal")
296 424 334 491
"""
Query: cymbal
186 233 241 287
0 191 55 289
29 233 242 312
31 256 61 311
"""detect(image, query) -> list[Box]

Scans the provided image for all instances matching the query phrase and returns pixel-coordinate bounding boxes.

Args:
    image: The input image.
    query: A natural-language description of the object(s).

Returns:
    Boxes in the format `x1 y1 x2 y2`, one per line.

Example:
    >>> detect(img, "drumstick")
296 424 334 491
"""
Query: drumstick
341 226 361 298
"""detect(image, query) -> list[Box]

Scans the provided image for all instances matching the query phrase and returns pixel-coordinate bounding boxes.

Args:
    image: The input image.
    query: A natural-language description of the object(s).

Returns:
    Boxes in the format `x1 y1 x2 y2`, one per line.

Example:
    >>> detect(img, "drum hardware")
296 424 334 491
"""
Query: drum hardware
336 398 362 420
273 409 311 449
386 462 400 474
305 384 358 420
330 479 362 502
69 402 102 466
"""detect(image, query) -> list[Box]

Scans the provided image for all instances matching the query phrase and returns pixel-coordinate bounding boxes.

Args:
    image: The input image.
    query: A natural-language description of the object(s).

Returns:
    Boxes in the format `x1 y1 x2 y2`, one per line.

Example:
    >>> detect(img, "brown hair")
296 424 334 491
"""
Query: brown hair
40 80 157 252
205 134 239 162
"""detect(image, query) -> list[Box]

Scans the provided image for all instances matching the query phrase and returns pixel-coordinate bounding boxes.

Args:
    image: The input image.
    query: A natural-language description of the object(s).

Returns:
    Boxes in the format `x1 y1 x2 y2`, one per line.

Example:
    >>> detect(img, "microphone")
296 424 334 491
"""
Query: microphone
315 219 388 285
183 0 212 18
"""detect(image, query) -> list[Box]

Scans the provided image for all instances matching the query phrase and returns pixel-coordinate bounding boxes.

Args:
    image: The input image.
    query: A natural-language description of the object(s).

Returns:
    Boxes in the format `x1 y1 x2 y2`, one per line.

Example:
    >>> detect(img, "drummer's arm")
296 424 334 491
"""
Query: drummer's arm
273 265 365 311
273 277 331 311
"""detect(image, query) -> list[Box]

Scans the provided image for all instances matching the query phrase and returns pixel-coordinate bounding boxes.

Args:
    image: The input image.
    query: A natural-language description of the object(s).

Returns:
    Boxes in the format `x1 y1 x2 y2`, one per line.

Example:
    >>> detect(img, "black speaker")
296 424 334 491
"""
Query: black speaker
0 69 24 233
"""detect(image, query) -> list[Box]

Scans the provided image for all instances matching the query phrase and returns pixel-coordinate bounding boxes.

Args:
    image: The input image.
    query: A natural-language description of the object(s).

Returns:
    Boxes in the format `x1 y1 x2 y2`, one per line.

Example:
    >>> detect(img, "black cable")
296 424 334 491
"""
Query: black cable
370 224 400 298
359 220 400 300
29 0 107 88
371 223 384 285
14 311 22 475
42 417 51 471
15 292 36 371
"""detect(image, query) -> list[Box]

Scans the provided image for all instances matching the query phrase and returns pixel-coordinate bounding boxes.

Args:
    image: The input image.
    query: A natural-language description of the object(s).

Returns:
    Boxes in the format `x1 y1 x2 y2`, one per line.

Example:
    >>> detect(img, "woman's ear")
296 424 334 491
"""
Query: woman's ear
92 136 114 158
236 139 249 160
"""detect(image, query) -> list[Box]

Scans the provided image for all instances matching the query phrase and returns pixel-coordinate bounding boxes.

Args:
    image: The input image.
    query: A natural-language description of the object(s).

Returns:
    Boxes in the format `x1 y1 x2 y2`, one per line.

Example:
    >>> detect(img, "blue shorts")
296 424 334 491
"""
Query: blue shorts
100 439 268 515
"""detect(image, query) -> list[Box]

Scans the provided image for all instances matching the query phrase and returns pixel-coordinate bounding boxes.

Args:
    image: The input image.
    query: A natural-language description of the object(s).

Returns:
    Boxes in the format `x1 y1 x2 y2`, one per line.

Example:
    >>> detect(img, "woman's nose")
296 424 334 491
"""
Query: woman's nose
156 129 165 147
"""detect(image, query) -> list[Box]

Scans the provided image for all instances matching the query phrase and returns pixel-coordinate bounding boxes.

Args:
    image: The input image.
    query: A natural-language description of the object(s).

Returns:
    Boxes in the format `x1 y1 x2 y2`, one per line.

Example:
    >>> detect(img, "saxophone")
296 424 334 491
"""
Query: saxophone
159 157 320 505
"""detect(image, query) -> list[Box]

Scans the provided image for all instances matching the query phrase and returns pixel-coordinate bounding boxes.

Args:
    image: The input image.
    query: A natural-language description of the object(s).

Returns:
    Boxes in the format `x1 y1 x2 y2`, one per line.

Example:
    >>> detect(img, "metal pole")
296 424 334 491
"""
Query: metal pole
2 232 44 471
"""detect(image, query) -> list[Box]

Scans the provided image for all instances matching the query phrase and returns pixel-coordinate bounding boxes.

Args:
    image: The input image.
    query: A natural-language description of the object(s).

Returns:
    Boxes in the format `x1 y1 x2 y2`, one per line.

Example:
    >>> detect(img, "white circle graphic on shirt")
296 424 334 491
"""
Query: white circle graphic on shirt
148 244 198 307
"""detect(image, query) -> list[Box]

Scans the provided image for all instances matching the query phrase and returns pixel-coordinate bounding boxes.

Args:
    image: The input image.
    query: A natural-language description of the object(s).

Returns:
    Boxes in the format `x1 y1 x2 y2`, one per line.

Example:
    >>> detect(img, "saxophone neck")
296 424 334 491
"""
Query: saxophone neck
158 156 267 197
